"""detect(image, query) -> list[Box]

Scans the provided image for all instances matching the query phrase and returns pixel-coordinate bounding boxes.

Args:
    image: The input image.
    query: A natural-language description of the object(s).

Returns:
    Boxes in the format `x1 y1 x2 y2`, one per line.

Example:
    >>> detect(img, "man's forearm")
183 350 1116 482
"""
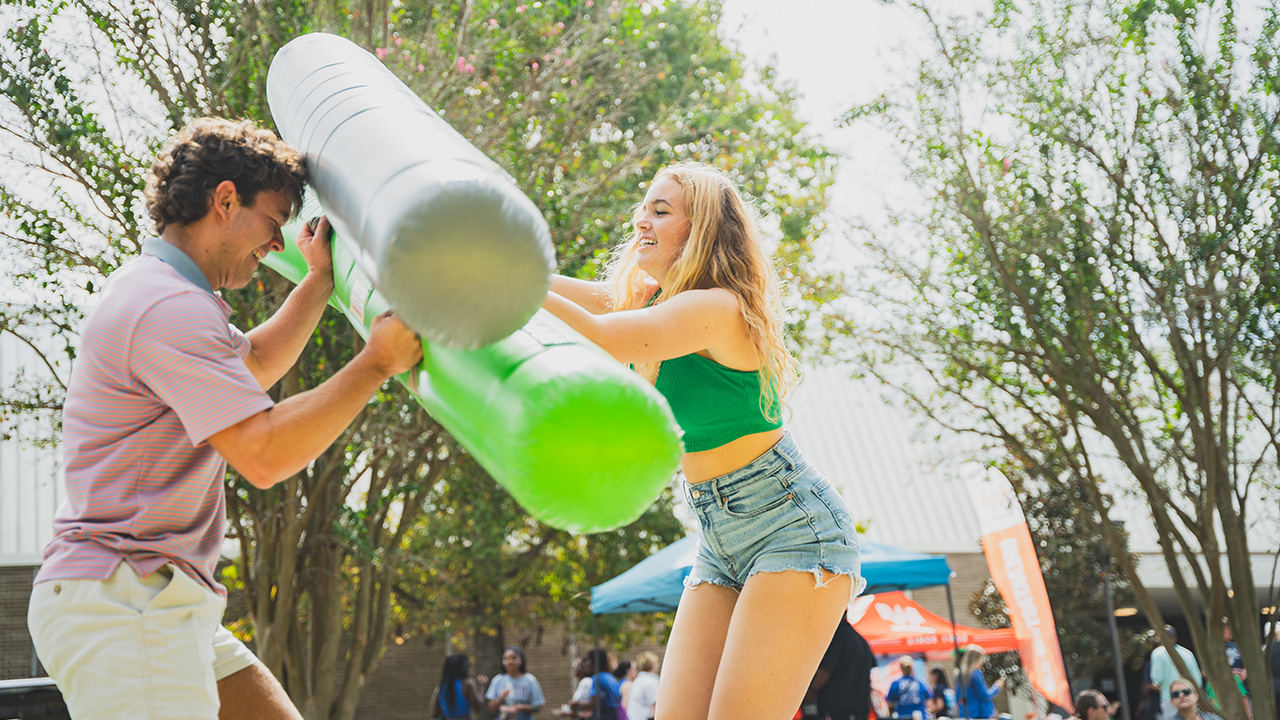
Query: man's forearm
245 272 334 387
214 352 395 487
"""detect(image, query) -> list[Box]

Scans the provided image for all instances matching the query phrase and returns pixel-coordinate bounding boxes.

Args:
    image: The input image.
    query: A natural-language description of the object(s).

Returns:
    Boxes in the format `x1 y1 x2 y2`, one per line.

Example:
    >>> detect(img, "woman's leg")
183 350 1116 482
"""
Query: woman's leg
707 569 852 720
654 583 739 720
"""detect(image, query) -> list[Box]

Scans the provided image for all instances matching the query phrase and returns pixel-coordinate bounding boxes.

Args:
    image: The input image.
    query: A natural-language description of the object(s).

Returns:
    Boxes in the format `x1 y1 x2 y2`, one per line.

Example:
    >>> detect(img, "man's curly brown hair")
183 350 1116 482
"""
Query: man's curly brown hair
145 117 308 234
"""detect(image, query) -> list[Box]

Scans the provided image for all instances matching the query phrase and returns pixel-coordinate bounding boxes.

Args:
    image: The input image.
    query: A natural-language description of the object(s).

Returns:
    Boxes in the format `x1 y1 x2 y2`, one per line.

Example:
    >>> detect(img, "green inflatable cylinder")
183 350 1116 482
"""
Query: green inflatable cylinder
265 197 684 534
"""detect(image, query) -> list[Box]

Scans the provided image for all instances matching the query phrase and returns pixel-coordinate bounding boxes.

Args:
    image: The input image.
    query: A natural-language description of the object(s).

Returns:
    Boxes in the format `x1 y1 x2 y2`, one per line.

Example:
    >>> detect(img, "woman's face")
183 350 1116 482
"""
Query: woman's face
634 176 691 284
1084 698 1110 720
502 650 522 675
1169 683 1196 713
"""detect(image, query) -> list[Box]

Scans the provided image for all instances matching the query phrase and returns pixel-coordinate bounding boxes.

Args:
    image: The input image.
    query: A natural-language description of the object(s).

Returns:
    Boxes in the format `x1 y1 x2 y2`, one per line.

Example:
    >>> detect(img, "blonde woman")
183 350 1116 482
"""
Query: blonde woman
957 645 1004 719
544 162 859 720
1169 678 1222 720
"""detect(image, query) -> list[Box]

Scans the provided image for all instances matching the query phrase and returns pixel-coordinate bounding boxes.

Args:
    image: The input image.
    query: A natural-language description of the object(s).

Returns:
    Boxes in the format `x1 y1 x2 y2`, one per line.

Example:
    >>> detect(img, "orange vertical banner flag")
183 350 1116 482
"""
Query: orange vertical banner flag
964 465 1074 715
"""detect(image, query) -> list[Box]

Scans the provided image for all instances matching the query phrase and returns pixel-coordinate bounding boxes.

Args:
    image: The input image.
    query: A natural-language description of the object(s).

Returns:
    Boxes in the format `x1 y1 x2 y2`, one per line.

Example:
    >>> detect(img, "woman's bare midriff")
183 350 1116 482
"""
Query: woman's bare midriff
680 428 787 485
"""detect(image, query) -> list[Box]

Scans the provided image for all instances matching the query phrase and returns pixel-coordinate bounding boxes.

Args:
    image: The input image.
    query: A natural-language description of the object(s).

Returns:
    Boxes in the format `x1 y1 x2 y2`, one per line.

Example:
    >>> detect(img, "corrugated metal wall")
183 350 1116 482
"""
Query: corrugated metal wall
0 332 65 567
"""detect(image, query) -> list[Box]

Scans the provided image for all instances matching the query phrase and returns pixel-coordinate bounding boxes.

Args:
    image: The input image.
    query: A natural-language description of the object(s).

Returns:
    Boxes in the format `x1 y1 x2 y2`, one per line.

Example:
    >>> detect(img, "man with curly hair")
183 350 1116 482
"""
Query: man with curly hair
27 117 424 720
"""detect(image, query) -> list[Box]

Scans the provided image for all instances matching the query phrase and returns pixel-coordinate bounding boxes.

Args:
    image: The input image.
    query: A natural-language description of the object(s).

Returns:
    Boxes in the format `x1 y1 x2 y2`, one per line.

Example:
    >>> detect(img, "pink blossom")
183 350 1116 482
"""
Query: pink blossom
394 37 403 47
376 47 388 60
570 78 578 86
586 0 593 6
417 64 426 72
531 61 540 70
480 81 490 89
564 59 573 67
464 63 475 73
557 21 565 29
554 47 563 56
456 56 466 71
488 18 498 26
517 4 527 12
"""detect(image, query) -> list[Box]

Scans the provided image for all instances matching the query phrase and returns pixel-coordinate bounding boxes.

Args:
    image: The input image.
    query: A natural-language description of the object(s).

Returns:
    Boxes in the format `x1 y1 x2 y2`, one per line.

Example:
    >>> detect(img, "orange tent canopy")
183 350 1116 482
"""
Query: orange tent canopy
850 591 1020 658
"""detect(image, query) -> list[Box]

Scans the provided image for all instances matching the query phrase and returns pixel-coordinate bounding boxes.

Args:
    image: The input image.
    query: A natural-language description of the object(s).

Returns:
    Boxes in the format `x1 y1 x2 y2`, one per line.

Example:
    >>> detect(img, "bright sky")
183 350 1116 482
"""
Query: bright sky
717 0 988 258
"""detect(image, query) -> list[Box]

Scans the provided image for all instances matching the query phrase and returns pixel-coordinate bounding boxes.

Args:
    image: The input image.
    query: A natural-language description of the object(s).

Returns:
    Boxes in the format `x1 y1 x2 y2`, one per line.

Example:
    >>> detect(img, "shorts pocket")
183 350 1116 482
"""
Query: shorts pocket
721 478 795 518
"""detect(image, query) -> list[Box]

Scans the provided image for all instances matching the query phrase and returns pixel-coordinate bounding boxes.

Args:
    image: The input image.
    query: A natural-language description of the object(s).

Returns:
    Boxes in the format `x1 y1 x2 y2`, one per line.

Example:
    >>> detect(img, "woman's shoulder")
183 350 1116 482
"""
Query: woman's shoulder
630 282 661 308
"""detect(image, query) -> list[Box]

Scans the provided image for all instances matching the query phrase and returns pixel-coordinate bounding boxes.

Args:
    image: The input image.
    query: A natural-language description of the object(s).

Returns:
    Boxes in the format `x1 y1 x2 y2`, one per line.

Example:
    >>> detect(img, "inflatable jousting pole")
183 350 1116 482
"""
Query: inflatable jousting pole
263 195 683 533
267 33 553 349
266 33 682 531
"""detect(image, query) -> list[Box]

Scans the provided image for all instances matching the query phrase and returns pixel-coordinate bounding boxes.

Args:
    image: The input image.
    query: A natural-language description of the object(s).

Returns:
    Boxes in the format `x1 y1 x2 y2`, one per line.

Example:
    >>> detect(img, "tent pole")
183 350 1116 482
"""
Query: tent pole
592 612 601 720
946 580 967 719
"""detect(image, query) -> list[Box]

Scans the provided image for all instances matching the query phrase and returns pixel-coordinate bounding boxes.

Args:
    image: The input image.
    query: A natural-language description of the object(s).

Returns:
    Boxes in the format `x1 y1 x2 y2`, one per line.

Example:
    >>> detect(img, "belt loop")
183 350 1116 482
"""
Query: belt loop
775 434 795 471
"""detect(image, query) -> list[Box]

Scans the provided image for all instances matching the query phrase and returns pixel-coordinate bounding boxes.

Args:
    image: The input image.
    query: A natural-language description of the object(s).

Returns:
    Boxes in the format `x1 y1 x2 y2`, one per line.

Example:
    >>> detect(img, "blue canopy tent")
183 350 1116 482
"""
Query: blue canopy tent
584 537 965 718
590 536 952 614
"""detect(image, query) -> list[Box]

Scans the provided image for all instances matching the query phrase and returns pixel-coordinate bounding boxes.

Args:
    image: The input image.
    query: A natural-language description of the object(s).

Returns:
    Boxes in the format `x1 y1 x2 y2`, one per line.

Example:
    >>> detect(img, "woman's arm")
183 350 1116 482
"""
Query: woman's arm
551 275 612 314
464 679 484 709
544 288 745 364
429 687 443 719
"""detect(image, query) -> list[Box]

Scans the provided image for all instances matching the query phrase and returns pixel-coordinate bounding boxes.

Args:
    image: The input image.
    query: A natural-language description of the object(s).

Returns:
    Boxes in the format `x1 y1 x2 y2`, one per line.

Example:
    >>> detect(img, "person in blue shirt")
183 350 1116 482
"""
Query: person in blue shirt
568 650 622 720
958 645 1004 719
432 653 487 720
887 656 933 718
927 667 958 718
487 647 546 720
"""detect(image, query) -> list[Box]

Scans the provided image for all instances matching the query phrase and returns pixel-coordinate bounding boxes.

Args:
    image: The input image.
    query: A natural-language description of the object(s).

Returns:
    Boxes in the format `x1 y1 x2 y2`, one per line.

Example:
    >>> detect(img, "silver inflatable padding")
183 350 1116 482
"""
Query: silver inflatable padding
266 33 554 348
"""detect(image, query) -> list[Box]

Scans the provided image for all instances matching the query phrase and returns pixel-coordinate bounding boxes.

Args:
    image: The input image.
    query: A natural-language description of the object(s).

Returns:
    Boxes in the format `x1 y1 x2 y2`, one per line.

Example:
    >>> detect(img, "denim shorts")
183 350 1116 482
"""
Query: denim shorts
682 433 863 597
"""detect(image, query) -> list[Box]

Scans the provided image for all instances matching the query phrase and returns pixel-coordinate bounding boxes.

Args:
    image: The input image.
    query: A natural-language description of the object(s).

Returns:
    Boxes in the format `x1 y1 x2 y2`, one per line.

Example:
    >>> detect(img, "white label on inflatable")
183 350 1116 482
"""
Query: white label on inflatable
349 275 371 323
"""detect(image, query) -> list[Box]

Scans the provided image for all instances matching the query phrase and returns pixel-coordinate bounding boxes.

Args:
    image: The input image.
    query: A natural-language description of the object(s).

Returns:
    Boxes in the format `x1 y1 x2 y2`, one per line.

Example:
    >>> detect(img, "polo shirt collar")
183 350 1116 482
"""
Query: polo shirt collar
142 238 216 296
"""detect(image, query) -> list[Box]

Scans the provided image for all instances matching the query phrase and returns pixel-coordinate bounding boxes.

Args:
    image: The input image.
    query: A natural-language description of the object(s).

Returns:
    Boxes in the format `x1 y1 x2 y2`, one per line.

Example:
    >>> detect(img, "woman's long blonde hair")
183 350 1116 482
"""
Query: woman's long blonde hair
602 162 798 421
958 644 987 683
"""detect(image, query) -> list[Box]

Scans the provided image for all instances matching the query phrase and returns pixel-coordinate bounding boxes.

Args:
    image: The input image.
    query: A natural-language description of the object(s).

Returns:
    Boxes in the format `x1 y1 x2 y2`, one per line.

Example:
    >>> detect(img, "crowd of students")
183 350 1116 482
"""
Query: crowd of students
430 647 661 720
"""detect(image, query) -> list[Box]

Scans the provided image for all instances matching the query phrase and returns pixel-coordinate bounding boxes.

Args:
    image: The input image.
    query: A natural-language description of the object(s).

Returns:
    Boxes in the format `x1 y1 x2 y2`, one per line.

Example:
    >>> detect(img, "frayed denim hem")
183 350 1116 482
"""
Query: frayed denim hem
744 566 866 604
682 576 741 593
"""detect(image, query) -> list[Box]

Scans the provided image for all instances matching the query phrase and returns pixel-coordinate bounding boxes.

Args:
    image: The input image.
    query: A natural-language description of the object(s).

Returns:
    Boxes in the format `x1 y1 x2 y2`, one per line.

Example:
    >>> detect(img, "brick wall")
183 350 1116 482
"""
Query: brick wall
911 551 991 627
0 565 41 680
353 621 667 720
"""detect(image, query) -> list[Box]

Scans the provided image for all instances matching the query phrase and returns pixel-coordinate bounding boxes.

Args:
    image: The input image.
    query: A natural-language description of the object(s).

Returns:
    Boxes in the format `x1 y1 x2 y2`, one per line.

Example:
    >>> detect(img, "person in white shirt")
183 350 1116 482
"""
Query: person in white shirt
627 652 661 720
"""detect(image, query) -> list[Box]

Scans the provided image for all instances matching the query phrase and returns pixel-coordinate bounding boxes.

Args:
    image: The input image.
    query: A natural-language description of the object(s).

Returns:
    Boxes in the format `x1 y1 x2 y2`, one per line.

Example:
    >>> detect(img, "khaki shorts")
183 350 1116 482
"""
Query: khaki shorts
27 561 259 720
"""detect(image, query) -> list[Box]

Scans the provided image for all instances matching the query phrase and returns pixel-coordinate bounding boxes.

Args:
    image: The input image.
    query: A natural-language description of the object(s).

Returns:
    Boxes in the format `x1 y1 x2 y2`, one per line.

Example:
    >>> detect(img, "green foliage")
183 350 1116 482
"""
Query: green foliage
848 2 1280 718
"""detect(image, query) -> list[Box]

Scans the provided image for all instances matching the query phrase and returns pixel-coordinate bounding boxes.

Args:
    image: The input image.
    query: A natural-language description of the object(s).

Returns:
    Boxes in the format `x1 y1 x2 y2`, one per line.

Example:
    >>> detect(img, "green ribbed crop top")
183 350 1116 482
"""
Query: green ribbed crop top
654 353 782 453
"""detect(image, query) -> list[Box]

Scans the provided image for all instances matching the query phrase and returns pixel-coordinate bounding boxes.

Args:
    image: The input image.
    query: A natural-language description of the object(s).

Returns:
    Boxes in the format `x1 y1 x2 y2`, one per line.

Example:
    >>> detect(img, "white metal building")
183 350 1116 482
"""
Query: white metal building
0 332 63 568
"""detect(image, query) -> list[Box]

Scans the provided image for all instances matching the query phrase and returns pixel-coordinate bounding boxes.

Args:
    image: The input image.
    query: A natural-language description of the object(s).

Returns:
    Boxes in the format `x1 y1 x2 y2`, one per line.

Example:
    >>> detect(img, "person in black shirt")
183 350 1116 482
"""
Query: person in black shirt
806 610 875 720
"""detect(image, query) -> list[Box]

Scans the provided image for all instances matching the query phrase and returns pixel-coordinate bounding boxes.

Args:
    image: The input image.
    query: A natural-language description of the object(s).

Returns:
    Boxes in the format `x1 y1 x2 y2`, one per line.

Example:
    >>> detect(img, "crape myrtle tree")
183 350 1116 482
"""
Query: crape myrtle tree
844 2 1280 719
0 0 840 717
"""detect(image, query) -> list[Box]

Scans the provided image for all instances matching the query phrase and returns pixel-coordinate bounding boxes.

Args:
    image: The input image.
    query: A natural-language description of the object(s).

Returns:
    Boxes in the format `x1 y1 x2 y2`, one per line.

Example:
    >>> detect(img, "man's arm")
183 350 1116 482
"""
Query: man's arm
243 217 335 389
209 311 421 488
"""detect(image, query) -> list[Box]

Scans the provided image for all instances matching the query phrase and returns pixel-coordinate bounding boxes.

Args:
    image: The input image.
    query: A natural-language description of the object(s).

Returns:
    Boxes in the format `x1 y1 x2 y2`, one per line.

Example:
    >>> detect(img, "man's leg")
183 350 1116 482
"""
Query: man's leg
212 622 302 720
27 564 221 720
217 664 303 720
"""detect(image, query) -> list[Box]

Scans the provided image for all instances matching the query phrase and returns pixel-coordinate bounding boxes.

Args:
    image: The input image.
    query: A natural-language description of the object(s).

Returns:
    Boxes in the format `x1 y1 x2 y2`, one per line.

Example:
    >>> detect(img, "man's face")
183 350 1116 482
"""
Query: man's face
219 187 291 290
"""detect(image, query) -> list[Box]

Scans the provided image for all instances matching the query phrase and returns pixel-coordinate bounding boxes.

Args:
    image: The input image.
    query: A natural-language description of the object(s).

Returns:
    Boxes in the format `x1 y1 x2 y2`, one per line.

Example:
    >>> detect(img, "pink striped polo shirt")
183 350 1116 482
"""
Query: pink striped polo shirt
36 238 273 596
